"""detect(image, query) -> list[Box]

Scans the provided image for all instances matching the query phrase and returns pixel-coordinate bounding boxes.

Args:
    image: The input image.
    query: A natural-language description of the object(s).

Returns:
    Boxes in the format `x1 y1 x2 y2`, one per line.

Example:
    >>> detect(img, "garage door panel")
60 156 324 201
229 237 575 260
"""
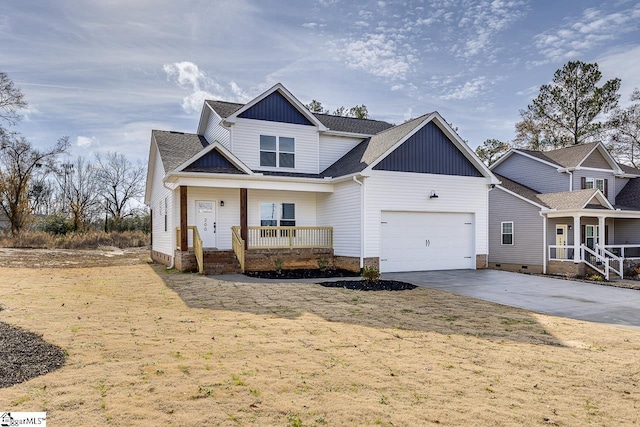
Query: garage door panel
380 211 474 272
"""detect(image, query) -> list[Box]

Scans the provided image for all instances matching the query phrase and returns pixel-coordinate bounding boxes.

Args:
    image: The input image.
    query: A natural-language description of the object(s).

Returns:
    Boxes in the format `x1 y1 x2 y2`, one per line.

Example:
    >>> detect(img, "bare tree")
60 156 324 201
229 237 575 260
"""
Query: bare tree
0 133 69 235
57 156 102 231
0 72 27 127
96 152 146 229
609 89 640 167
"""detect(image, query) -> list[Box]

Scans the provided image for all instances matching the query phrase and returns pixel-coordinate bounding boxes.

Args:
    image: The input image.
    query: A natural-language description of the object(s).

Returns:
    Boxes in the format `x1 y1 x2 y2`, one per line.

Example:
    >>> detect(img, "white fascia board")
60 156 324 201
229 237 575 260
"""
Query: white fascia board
616 173 640 178
322 129 373 138
574 166 617 172
495 185 547 210
196 101 214 135
164 172 334 193
174 141 253 175
582 190 614 210
144 136 161 204
489 148 515 170
224 83 327 131
544 208 640 219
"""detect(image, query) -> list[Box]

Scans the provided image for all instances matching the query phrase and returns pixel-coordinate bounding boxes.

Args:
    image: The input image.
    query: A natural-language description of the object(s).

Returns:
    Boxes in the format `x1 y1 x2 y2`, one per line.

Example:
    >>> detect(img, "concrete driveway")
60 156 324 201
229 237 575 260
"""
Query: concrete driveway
383 269 640 327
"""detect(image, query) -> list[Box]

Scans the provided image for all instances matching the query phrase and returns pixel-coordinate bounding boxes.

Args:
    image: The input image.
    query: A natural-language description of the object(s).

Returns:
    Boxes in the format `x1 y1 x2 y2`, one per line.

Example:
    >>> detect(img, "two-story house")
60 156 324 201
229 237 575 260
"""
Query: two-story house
489 141 640 279
145 83 498 274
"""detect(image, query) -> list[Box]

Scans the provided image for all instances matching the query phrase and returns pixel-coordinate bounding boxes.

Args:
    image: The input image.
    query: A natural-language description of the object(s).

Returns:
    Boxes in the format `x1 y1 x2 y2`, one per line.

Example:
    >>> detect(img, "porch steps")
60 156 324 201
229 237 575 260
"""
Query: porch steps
202 250 242 275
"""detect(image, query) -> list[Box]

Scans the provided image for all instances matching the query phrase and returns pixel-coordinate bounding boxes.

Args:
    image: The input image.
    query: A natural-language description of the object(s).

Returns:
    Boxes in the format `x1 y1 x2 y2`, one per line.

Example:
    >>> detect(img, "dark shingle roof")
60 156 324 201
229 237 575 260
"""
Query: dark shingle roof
205 100 394 136
615 179 640 210
518 142 600 168
153 130 209 173
619 163 640 176
321 114 430 177
494 173 549 208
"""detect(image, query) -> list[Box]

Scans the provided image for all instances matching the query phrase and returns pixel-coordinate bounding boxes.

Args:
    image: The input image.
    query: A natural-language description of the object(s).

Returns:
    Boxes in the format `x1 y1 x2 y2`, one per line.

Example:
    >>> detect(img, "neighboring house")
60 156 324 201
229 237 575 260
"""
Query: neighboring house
489 141 640 278
145 83 498 274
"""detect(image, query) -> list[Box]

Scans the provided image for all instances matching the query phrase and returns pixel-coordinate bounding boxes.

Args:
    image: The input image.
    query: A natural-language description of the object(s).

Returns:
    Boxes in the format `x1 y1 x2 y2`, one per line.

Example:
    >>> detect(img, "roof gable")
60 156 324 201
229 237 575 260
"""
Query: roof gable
538 188 613 210
183 148 246 174
581 147 613 169
373 121 483 177
238 90 314 126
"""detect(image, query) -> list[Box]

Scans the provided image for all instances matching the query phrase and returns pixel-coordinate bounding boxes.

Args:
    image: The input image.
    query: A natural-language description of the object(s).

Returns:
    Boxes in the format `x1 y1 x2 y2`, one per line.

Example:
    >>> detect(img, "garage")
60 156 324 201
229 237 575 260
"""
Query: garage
380 211 475 272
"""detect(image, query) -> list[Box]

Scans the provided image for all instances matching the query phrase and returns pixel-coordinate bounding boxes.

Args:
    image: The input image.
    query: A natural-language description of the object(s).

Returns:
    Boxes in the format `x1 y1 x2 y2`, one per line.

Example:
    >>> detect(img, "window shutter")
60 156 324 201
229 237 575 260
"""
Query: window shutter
581 177 586 189
604 179 609 198
605 225 609 245
581 225 585 245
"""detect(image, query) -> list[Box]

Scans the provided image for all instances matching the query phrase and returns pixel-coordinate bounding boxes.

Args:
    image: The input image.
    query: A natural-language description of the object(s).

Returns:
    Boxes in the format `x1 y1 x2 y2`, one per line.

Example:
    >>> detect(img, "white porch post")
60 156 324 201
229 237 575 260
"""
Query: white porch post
573 215 581 262
542 214 547 274
598 216 605 251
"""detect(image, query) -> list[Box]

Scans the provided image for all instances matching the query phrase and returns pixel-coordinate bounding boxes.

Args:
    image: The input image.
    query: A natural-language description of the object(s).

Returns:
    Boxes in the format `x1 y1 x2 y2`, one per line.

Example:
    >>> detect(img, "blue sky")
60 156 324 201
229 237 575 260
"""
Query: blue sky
2 0 640 163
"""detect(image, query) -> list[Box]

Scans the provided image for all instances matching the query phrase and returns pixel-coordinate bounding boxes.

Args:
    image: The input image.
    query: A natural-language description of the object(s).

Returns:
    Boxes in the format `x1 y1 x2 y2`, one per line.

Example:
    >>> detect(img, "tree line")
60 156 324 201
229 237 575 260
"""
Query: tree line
475 60 640 166
0 72 146 236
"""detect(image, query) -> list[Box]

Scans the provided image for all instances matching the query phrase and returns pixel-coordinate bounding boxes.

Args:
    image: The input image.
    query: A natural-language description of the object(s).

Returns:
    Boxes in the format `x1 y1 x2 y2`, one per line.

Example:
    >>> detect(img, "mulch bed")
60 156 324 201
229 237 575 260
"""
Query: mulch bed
0 321 66 388
244 268 360 280
318 280 417 291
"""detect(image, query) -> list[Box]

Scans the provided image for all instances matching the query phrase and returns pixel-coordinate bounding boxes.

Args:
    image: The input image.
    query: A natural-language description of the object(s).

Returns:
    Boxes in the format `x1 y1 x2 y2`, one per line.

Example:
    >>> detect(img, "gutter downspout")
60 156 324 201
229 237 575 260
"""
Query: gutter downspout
569 171 573 191
541 211 547 274
353 176 365 270
163 182 176 270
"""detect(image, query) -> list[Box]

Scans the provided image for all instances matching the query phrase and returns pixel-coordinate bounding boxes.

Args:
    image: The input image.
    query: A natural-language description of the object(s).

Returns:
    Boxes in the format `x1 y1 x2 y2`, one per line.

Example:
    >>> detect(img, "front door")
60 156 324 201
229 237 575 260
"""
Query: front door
556 225 567 259
195 201 216 248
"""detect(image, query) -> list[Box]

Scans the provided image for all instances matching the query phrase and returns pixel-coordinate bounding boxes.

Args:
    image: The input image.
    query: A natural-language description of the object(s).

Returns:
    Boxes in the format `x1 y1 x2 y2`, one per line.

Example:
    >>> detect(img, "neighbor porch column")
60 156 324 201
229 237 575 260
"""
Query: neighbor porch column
598 216 606 251
180 186 188 251
573 215 581 262
240 188 248 250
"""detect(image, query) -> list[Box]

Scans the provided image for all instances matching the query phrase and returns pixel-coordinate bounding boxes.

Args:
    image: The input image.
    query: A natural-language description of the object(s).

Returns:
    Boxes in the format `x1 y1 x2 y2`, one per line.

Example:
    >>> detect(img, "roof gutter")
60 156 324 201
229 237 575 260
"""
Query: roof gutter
353 176 365 271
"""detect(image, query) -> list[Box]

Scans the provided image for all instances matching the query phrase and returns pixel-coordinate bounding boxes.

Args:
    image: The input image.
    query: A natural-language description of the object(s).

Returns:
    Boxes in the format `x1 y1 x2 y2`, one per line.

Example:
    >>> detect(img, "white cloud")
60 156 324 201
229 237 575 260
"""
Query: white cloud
534 4 640 62
163 61 251 113
440 77 487 100
77 135 98 148
342 33 416 80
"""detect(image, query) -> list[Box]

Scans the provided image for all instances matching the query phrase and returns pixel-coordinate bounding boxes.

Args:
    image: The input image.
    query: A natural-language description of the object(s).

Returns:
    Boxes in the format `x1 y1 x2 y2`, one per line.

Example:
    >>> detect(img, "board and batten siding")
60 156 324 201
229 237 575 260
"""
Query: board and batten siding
488 188 543 265
316 180 361 257
493 153 569 193
150 146 174 257
230 118 320 174
319 135 363 173
203 109 231 148
247 189 317 227
364 171 489 260
572 169 615 203
185 187 242 250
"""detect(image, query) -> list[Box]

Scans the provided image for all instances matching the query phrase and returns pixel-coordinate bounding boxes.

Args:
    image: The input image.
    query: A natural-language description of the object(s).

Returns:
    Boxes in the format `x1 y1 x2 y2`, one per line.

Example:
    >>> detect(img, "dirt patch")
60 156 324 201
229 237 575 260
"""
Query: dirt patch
0 246 150 268
1 251 640 426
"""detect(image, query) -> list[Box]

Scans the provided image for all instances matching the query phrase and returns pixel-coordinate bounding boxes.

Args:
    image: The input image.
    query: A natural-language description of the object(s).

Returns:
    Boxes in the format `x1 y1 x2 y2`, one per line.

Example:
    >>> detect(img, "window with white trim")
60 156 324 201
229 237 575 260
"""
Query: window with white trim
164 197 168 232
584 177 594 189
585 177 605 192
260 202 296 237
501 221 513 245
259 135 295 168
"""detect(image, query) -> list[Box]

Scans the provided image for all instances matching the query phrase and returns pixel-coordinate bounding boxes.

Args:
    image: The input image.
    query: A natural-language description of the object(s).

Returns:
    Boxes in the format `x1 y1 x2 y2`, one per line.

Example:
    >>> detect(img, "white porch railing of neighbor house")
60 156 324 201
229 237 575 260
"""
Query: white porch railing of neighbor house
582 245 622 280
548 245 576 261
604 244 640 260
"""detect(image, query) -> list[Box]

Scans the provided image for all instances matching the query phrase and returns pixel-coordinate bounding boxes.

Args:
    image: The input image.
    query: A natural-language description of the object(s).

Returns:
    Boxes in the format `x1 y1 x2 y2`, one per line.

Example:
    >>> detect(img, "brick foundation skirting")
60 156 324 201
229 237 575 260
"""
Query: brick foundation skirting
151 250 172 267
476 254 488 269
489 262 543 274
546 260 585 277
244 248 334 272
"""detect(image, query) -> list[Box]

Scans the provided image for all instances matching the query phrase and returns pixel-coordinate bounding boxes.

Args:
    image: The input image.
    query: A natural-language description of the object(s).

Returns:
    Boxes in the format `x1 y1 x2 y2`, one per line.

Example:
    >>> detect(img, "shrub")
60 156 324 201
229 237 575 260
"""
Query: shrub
317 258 330 271
589 274 605 282
362 265 380 283
274 257 284 274
0 230 149 249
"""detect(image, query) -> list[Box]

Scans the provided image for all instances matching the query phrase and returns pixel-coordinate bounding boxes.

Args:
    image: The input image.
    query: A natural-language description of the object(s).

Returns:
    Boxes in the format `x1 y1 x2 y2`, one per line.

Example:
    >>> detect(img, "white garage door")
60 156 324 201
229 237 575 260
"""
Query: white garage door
380 211 475 272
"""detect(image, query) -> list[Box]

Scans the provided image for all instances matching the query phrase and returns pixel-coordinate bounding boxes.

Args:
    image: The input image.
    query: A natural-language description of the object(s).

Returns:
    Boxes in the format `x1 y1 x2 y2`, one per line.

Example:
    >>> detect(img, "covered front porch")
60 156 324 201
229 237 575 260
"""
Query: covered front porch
544 209 640 279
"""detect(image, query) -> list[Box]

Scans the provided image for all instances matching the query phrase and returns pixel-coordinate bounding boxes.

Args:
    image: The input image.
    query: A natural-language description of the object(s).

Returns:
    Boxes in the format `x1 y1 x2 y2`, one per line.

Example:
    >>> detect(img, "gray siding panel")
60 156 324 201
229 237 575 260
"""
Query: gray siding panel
493 153 569 193
573 169 615 203
373 122 483 177
614 219 640 245
615 177 630 199
582 150 611 169
489 188 543 265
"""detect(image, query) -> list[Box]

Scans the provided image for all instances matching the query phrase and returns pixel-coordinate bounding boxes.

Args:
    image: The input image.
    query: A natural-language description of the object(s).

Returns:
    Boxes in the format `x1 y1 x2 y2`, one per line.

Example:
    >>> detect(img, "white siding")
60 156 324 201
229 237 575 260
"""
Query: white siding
231 118 320 173
319 135 363 172
149 147 173 256
364 171 489 260
317 180 361 257
185 187 241 250
247 190 317 226
203 110 230 148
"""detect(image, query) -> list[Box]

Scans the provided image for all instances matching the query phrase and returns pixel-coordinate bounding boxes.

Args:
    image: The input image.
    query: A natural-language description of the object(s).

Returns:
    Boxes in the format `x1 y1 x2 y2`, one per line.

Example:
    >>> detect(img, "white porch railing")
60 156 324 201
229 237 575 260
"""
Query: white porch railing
548 245 576 261
604 244 640 259
240 226 333 249
581 245 622 280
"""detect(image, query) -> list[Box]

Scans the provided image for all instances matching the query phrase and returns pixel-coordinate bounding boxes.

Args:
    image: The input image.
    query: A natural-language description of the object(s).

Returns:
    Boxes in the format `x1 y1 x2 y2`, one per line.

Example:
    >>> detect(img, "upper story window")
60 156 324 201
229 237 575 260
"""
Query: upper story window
584 177 605 193
260 135 295 168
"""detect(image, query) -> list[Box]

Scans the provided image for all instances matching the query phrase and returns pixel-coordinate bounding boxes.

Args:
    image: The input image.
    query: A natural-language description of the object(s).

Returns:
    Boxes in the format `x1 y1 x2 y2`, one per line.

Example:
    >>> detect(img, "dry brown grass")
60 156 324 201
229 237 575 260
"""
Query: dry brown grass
1 257 639 426
0 230 149 249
